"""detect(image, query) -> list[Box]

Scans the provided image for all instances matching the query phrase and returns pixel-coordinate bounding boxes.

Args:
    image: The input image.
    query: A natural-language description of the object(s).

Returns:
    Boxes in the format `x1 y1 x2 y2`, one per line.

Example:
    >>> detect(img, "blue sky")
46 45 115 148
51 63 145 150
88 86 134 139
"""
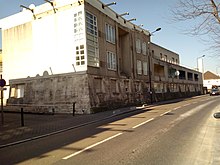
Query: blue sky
0 0 219 74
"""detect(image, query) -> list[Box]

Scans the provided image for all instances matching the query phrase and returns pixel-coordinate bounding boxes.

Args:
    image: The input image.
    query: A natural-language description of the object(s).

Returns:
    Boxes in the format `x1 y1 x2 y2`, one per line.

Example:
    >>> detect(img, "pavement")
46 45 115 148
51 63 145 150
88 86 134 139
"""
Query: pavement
0 105 145 149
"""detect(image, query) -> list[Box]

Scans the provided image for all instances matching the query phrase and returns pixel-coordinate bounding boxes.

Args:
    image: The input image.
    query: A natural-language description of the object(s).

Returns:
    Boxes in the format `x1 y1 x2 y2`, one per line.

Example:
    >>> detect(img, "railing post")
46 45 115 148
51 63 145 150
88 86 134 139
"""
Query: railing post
73 102 76 116
21 107 24 126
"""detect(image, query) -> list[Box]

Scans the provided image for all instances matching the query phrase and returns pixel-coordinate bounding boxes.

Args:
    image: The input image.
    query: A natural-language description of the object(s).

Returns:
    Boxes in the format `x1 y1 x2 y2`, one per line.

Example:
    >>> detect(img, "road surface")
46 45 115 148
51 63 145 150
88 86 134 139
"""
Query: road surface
0 95 220 165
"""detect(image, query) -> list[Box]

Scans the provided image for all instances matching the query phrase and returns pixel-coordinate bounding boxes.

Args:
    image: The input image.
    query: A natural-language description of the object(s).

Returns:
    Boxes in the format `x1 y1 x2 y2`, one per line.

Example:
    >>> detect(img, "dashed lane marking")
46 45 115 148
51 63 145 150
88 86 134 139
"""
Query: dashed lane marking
160 110 172 116
173 106 181 110
62 133 123 160
132 118 154 129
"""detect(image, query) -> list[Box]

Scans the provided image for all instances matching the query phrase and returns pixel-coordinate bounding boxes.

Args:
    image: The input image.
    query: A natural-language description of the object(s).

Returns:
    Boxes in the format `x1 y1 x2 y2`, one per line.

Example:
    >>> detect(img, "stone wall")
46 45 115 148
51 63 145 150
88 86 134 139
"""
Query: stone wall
7 72 91 114
6 72 203 114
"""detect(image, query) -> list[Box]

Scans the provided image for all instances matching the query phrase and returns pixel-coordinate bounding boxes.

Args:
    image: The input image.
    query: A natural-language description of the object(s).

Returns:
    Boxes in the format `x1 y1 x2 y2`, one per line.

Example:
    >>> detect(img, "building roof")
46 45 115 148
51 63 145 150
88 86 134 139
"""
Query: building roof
204 71 220 80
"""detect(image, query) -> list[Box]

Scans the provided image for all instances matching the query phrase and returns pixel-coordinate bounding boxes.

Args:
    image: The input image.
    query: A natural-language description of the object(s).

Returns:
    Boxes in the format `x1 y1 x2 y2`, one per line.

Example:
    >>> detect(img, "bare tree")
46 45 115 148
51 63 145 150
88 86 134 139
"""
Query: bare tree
172 0 220 53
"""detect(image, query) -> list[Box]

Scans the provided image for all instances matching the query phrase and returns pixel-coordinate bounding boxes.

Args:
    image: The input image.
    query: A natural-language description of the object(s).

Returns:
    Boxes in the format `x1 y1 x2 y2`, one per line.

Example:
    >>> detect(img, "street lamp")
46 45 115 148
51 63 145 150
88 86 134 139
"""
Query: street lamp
149 28 161 36
148 27 161 104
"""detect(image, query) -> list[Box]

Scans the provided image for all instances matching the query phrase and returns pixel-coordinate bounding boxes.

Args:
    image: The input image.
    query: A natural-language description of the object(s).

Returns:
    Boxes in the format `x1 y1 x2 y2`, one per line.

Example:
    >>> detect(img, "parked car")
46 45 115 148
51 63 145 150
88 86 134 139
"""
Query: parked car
210 88 220 96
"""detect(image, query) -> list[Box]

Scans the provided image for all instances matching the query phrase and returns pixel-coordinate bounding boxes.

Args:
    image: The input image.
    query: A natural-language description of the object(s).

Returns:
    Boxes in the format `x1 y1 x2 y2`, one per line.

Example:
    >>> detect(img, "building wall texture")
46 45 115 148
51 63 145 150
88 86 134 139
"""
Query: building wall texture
7 72 91 114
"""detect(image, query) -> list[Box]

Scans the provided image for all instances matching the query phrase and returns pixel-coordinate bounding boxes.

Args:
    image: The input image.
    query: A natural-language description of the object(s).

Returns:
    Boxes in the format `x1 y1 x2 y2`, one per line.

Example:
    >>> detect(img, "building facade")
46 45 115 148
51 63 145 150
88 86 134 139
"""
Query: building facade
203 71 220 92
0 0 203 114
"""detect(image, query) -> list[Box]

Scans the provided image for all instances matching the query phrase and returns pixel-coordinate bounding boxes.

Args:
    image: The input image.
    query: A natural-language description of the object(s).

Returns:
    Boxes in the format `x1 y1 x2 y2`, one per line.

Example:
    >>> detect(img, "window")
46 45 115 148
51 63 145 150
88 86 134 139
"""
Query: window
142 42 147 55
154 83 163 93
137 60 142 75
94 78 102 93
164 55 167 62
136 39 141 53
111 79 119 93
74 11 84 42
105 23 115 44
143 61 148 75
160 53 163 60
187 72 193 81
152 50 154 56
134 81 142 92
86 11 99 67
76 45 85 66
194 74 199 81
107 51 117 70
10 85 24 98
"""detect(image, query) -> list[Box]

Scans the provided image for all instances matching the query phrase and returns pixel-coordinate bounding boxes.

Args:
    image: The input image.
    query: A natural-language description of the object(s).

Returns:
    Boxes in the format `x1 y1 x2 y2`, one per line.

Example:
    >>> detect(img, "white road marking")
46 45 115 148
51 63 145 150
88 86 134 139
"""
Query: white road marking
62 133 123 160
182 103 190 107
173 106 181 110
160 110 172 116
132 118 154 129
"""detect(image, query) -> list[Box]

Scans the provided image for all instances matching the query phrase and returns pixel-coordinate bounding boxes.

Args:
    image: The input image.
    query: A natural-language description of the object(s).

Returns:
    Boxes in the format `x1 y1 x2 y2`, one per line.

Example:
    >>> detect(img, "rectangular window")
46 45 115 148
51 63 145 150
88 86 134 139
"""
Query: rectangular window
137 60 142 75
143 61 148 75
136 39 141 53
142 42 147 55
154 83 163 93
10 85 24 98
105 23 115 44
94 78 102 93
107 51 117 70
160 53 163 60
76 44 85 66
86 11 99 67
111 79 119 93
164 55 167 62
74 11 84 42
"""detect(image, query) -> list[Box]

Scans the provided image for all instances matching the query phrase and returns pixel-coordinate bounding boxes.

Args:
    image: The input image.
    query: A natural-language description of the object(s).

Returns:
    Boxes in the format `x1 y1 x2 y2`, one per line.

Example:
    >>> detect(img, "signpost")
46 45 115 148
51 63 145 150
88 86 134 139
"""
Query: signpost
0 75 6 125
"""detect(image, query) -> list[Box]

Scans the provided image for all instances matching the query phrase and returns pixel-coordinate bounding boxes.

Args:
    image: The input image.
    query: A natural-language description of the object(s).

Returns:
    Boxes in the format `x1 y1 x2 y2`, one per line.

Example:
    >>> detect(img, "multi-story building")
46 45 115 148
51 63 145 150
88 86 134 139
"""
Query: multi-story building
0 0 203 114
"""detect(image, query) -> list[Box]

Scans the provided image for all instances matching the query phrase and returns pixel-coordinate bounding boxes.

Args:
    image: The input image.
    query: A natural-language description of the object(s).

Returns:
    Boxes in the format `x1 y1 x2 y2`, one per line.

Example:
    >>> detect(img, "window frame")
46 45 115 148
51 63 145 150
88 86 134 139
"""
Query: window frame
105 23 116 44
107 51 117 71
137 60 142 75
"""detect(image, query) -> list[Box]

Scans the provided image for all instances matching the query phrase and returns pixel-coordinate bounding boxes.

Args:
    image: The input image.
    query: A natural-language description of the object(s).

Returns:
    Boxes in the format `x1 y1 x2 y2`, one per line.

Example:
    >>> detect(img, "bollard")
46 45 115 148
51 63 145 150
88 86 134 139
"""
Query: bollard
21 108 24 127
73 102 76 116
52 108 55 115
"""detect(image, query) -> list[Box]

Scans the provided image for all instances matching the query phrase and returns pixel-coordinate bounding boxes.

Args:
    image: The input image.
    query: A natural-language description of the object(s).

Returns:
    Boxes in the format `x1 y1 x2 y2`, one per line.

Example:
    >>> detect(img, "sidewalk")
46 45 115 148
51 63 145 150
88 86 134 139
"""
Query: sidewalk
0 105 141 148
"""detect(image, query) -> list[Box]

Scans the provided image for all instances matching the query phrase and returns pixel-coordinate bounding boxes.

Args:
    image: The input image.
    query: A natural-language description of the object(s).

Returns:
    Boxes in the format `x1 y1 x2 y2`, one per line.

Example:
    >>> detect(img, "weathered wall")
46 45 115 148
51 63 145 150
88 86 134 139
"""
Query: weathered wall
7 72 90 114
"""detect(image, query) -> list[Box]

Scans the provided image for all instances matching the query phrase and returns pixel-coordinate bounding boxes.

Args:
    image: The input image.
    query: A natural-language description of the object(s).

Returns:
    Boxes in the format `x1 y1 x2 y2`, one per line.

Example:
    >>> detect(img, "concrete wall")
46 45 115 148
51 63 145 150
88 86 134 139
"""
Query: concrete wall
7 72 90 114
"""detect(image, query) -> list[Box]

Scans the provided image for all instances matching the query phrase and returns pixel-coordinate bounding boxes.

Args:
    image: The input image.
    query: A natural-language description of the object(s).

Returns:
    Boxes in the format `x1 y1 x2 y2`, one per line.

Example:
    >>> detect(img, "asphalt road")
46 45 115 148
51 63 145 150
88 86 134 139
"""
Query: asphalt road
0 95 220 165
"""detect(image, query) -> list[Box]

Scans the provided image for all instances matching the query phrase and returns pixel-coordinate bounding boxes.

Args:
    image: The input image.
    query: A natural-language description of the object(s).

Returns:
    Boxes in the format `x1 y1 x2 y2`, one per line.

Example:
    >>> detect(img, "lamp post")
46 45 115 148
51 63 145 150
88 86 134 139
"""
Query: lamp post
148 27 161 104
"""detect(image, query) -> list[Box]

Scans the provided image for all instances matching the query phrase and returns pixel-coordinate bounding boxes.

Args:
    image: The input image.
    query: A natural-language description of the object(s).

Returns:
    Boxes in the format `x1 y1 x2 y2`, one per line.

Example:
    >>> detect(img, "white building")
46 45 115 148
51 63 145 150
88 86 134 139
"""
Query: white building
203 71 220 92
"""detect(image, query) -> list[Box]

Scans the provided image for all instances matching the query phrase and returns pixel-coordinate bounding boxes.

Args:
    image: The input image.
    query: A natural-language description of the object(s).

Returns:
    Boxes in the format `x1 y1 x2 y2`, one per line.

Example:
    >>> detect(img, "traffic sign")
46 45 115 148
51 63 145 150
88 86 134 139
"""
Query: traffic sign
0 79 6 87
